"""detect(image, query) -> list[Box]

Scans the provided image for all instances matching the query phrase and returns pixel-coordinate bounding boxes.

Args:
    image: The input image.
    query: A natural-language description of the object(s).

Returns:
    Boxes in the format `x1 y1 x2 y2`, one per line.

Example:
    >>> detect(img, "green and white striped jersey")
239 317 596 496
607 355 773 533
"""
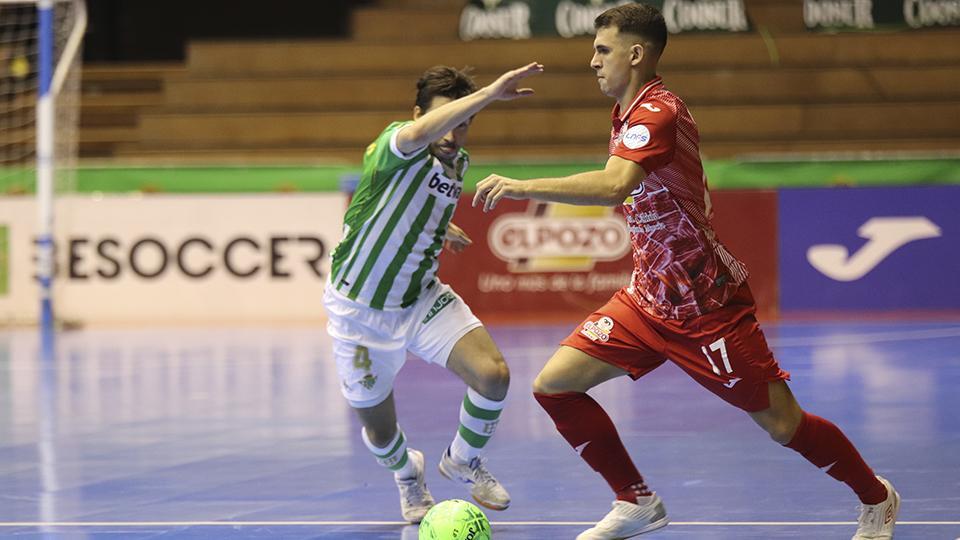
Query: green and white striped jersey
330 121 468 310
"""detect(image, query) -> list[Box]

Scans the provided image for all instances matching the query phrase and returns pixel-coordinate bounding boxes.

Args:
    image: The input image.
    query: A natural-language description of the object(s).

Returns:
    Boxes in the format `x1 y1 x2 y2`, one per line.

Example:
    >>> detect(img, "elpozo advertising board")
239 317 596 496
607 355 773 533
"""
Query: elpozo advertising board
439 200 633 320
0 194 344 325
778 186 959 313
438 191 779 321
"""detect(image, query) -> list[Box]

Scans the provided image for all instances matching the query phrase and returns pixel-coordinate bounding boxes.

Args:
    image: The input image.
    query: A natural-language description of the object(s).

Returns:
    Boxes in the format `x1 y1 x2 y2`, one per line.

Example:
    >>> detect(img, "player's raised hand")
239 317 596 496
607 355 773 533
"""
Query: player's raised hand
484 62 544 102
444 222 473 254
473 174 527 212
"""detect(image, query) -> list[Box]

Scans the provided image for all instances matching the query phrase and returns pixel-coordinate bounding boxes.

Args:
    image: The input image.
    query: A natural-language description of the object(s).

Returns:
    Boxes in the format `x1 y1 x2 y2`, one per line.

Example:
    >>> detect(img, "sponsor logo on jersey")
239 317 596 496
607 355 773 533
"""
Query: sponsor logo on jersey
623 183 647 205
640 103 661 113
422 291 457 324
426 172 463 201
622 124 651 149
580 316 614 342
624 210 664 235
488 203 630 272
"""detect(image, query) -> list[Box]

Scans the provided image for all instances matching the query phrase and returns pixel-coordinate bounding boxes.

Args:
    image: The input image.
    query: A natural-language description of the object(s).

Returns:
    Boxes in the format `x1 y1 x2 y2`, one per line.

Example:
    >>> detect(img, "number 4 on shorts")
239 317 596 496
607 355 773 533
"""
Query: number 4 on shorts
353 345 372 372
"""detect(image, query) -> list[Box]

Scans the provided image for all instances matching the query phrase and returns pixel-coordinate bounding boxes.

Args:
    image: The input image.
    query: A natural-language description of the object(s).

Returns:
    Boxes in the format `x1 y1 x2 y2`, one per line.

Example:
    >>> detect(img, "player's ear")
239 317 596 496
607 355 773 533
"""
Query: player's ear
413 105 424 120
630 43 645 66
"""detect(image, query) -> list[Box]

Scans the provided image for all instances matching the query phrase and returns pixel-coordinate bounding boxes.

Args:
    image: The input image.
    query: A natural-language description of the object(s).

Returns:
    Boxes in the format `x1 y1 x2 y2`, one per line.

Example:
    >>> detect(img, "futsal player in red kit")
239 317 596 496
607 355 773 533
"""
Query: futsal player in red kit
473 4 899 539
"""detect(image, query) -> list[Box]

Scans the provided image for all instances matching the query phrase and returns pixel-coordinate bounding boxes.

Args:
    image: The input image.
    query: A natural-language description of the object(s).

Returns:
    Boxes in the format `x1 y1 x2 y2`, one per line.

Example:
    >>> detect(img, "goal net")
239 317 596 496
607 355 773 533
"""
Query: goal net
0 0 85 329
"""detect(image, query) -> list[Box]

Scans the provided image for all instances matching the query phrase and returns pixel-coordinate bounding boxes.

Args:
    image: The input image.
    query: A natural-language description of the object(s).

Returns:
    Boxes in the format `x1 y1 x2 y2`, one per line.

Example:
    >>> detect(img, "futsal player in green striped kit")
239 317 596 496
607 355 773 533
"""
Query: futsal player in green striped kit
323 62 543 522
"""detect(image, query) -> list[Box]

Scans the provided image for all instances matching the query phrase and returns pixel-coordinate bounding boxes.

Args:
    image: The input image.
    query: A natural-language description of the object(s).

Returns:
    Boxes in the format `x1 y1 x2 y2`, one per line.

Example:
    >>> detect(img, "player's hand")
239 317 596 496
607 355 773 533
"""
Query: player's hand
484 62 544 102
473 174 527 212
444 222 473 254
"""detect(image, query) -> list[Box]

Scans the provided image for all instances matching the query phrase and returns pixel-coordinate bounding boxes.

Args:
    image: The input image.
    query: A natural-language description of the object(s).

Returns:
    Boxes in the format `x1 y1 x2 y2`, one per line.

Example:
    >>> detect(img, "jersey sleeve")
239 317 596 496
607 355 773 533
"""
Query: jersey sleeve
361 121 429 180
611 100 677 172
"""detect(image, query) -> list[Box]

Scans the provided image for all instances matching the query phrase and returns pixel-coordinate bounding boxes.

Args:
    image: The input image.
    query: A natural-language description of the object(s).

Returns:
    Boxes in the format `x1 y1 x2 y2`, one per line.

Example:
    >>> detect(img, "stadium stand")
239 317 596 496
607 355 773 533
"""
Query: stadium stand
79 0 960 164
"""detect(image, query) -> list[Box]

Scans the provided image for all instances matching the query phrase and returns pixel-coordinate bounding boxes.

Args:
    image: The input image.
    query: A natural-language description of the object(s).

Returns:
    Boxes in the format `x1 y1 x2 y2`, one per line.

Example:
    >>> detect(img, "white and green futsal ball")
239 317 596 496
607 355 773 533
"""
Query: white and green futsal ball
418 499 491 540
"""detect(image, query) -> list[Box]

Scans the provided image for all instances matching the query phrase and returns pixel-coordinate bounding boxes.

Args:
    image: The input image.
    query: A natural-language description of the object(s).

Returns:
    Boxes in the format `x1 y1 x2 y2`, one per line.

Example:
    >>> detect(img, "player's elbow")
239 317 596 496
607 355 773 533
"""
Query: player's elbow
397 125 428 154
603 181 633 206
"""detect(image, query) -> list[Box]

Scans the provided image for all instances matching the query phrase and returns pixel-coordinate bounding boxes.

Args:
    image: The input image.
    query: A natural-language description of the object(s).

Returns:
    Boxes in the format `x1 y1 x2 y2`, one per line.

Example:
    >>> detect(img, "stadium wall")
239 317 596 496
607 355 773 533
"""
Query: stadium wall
3 179 957 325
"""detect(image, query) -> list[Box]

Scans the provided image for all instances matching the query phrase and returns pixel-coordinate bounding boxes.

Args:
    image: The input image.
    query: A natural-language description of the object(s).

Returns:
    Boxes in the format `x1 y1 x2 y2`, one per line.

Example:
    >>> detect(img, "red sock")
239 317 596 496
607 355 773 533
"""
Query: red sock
785 412 887 504
534 391 651 502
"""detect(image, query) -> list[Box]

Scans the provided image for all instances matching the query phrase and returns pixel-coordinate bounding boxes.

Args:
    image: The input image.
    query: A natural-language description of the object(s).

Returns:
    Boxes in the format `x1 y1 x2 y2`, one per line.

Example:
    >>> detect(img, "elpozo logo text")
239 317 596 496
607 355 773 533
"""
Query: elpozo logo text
488 202 630 272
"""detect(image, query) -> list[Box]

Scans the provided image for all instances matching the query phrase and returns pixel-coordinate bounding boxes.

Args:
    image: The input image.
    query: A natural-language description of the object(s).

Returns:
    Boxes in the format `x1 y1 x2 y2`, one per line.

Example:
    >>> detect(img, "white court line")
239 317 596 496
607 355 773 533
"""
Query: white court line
498 327 960 358
0 520 957 527
770 327 960 347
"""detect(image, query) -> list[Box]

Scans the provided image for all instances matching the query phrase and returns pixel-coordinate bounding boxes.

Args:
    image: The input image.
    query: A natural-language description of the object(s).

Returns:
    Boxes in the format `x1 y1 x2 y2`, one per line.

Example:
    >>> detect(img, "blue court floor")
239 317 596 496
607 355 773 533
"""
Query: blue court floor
1 320 958 539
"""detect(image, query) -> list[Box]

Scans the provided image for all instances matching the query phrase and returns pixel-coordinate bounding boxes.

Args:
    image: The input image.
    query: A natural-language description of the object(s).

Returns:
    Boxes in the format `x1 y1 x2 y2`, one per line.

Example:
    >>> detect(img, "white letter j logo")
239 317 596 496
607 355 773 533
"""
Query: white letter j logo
807 217 941 281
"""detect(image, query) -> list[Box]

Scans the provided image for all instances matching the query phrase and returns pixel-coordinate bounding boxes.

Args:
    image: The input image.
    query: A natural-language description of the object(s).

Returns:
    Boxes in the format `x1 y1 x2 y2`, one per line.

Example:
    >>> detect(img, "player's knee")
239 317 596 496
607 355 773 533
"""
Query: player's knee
531 372 562 395
475 353 510 399
764 416 800 445
765 424 789 444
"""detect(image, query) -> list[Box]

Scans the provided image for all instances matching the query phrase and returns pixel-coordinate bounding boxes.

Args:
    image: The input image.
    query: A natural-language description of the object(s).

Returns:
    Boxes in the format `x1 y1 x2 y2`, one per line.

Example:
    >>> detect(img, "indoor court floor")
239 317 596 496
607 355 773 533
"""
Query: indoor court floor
1 319 958 539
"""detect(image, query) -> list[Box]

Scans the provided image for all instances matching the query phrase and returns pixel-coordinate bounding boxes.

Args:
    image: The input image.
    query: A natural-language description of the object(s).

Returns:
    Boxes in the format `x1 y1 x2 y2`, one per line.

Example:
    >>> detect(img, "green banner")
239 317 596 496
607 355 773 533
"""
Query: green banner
804 0 960 30
0 225 8 297
459 0 750 40
1 159 958 195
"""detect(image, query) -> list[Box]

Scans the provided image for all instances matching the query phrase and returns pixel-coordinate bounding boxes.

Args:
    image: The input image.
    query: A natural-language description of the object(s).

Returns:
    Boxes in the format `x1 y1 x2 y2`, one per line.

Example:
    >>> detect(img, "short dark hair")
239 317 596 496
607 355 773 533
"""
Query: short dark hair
595 3 668 58
415 66 477 111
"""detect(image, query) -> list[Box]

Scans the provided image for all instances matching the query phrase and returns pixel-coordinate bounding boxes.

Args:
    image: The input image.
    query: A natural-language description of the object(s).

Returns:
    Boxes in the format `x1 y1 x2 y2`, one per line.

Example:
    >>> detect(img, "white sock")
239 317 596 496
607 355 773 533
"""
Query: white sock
449 388 505 463
361 425 416 479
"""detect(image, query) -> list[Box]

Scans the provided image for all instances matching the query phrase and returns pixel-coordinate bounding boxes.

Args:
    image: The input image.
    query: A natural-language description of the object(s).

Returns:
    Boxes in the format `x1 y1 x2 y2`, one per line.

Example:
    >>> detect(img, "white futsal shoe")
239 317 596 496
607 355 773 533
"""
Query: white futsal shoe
438 447 511 511
395 449 435 523
852 476 900 539
576 495 669 539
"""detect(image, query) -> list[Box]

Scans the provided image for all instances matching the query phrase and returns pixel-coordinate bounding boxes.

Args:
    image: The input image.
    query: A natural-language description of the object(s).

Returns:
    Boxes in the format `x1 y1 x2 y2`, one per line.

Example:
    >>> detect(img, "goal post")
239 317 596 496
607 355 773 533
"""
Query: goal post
0 0 86 333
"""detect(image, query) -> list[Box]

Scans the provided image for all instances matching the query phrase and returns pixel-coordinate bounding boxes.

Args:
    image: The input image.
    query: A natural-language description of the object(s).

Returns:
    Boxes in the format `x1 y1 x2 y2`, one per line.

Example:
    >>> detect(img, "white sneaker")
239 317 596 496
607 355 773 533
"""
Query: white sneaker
438 447 511 510
576 496 669 540
852 476 900 539
395 449 435 523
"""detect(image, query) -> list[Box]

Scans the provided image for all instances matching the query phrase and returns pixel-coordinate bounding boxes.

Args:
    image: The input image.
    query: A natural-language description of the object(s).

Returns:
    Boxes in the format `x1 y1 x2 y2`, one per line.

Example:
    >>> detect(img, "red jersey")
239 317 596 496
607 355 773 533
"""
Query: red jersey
610 77 748 320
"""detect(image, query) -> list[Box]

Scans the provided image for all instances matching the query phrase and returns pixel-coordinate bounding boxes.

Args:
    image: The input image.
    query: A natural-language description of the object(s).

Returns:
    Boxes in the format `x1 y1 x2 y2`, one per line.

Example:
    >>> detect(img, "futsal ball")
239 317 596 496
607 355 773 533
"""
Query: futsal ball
419 499 491 540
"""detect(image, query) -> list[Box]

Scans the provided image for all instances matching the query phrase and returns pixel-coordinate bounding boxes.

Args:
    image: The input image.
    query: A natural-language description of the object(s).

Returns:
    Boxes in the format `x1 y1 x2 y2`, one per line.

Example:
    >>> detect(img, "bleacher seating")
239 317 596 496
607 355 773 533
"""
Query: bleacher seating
79 0 960 164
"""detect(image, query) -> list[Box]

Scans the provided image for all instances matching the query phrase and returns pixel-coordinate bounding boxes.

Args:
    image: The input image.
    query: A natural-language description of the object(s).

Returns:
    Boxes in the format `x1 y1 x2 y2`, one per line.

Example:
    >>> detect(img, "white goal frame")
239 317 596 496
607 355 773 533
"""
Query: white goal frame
0 0 86 334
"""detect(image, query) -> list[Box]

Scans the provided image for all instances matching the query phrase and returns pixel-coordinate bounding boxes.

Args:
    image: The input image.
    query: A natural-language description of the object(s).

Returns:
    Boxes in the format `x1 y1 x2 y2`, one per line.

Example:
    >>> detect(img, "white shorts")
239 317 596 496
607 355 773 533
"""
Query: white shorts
322 280 483 408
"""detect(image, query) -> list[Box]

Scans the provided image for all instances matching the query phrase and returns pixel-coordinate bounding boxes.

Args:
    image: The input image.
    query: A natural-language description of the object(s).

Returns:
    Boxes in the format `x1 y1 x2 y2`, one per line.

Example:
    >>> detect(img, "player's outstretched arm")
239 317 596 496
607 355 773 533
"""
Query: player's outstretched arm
397 62 544 155
473 155 646 211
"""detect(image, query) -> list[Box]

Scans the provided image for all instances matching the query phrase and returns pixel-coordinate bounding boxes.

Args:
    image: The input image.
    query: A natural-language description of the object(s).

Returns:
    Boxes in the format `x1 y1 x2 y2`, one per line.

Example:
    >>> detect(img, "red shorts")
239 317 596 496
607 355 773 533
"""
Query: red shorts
561 284 789 412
